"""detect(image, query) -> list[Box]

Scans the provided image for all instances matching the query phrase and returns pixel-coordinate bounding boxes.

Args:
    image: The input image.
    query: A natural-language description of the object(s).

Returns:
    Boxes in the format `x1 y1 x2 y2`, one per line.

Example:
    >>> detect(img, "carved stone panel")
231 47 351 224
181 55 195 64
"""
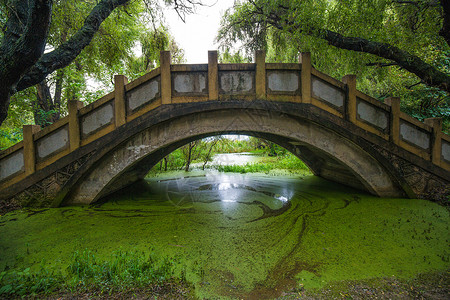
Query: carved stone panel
0 150 24 181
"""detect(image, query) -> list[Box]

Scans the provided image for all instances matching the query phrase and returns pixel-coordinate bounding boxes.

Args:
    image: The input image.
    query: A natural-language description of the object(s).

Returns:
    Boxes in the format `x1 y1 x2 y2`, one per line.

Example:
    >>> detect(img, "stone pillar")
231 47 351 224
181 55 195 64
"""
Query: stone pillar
425 117 442 166
68 100 84 151
342 74 357 123
255 50 266 100
114 74 128 127
385 97 401 145
300 52 311 104
208 50 219 101
23 124 40 175
160 51 172 105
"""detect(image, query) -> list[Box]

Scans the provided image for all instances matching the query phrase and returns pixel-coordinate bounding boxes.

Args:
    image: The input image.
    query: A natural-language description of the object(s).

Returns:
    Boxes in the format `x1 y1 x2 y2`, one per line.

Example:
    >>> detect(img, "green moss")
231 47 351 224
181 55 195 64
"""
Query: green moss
0 174 448 299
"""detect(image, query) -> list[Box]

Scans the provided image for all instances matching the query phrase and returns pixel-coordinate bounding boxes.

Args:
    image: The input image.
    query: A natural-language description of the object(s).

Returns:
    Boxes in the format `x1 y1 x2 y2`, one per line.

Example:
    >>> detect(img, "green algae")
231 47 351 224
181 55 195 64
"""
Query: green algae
0 172 449 299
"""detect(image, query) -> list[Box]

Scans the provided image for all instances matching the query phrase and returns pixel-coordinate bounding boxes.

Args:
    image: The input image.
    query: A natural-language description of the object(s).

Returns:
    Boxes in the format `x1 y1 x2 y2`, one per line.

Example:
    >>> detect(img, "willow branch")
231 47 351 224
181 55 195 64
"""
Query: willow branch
16 0 130 92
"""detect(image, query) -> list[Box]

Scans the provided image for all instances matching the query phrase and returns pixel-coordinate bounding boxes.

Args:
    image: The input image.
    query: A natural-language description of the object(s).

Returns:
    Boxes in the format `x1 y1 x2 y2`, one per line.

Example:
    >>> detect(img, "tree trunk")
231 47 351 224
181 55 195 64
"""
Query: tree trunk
53 69 64 120
202 140 218 170
185 143 193 172
34 80 58 126
0 0 53 125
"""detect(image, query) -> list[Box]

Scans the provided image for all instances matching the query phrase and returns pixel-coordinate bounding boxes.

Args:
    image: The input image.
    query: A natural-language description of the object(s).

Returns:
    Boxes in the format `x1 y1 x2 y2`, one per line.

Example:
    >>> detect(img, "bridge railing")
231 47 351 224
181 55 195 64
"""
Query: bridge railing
0 50 449 189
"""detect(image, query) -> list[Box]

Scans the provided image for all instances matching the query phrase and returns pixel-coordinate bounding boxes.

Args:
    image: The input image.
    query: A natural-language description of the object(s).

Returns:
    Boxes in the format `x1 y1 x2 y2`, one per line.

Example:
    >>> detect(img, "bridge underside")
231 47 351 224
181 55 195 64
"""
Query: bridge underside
2 101 449 210
63 104 408 205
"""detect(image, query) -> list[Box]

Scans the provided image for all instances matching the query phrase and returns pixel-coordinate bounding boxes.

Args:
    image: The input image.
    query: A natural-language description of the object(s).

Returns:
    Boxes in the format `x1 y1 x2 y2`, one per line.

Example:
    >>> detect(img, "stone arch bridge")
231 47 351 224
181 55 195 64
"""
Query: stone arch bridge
0 51 449 209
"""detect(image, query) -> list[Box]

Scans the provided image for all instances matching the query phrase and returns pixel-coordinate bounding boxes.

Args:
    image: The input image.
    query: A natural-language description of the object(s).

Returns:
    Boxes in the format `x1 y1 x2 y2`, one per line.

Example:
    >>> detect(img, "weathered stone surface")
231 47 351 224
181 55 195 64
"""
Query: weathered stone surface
219 72 254 94
442 140 450 162
127 79 159 112
81 102 114 137
0 151 95 212
400 121 430 150
312 77 345 108
371 143 449 203
357 99 389 130
66 109 404 205
36 125 69 160
267 71 299 93
0 150 24 181
173 72 207 94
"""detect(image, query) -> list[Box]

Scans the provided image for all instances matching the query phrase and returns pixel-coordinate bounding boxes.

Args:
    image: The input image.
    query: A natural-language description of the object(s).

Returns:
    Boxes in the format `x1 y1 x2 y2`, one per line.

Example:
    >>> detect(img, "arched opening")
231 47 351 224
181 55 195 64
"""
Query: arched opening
146 135 311 175
62 108 407 206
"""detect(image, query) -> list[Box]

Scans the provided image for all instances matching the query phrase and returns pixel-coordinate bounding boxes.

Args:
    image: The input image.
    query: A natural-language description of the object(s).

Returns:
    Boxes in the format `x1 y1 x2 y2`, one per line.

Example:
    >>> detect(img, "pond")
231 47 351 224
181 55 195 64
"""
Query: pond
0 153 448 299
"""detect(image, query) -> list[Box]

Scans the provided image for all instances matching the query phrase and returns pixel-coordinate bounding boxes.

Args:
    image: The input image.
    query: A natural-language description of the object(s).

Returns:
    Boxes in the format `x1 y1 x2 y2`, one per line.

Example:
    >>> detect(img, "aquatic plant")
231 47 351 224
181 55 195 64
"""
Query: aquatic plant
0 249 179 297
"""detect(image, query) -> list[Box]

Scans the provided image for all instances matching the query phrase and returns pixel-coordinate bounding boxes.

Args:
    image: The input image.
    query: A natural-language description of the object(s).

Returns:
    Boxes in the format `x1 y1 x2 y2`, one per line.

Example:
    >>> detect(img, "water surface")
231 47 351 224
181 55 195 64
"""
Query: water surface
0 154 448 299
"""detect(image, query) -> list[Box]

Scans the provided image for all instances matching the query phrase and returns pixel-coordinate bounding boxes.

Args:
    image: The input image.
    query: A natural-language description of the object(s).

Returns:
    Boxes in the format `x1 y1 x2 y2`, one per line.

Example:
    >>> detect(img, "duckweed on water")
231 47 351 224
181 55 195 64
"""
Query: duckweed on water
0 173 449 299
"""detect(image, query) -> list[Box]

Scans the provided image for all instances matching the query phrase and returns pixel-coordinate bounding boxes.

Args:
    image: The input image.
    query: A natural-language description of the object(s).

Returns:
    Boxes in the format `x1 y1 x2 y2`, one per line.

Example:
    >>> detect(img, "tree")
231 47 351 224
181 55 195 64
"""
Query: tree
0 0 201 126
200 136 221 169
28 0 144 126
218 0 450 130
218 0 449 93
127 25 186 78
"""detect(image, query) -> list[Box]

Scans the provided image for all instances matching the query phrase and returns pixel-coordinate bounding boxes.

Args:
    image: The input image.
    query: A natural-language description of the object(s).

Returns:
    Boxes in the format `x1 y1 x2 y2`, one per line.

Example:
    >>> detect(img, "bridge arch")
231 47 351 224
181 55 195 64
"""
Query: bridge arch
63 106 407 205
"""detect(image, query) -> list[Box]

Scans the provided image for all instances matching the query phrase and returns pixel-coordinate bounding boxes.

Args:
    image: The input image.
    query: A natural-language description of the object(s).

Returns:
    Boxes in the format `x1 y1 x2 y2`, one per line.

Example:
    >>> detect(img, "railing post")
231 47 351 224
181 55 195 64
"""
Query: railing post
424 117 442 165
208 50 219 101
342 74 357 123
23 124 40 175
114 74 128 127
300 52 311 104
255 50 266 100
385 97 401 145
68 100 84 151
160 51 172 105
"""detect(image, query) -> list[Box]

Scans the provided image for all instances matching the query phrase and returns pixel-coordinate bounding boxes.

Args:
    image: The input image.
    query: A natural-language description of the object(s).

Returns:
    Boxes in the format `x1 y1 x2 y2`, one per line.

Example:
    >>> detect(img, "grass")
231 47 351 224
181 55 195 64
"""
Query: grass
0 249 181 298
212 152 311 174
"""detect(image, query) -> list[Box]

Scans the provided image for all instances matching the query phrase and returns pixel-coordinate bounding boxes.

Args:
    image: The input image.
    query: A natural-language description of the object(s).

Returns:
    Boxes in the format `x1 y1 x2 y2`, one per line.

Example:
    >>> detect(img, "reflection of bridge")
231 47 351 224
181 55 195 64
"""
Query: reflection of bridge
0 51 449 208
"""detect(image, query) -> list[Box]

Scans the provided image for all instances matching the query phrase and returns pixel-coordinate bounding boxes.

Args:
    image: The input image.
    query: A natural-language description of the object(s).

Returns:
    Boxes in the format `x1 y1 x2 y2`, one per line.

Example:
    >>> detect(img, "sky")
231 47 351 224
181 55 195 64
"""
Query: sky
163 0 236 63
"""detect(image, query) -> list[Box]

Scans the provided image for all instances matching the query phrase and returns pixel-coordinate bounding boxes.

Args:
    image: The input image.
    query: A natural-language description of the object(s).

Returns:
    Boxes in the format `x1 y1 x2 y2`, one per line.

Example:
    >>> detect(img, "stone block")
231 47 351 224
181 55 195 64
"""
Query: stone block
127 78 159 112
0 150 24 181
219 71 254 94
172 72 207 95
442 140 450 162
267 71 299 93
312 76 344 108
81 102 114 137
357 99 389 130
400 121 430 150
36 125 69 160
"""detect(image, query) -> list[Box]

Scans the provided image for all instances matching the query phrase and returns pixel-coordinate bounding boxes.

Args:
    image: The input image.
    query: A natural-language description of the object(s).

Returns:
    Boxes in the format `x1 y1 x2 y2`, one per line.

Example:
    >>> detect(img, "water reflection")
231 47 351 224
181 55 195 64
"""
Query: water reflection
210 152 265 166
158 171 293 208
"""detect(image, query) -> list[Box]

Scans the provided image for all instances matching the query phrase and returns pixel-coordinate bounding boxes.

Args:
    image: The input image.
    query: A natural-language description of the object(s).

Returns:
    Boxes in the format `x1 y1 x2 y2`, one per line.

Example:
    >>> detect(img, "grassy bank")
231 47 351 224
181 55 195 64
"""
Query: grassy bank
212 152 311 175
0 249 192 298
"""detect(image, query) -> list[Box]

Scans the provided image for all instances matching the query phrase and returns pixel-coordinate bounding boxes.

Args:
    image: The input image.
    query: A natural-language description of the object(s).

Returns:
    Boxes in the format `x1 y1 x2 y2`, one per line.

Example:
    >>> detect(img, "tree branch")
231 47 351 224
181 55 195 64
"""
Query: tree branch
366 62 399 67
321 30 450 92
263 12 450 93
15 0 130 92
440 0 450 45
